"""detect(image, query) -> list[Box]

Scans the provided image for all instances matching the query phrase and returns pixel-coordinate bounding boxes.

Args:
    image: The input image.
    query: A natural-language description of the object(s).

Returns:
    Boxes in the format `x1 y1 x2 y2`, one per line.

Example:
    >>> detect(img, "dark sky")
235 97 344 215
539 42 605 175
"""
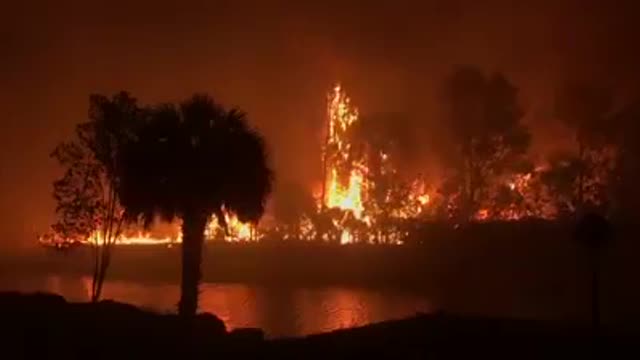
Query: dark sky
2 0 639 249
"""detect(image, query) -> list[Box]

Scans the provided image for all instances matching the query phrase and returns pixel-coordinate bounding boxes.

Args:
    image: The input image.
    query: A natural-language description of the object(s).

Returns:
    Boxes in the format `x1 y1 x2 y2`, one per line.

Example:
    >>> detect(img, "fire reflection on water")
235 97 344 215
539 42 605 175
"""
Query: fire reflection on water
7 275 431 338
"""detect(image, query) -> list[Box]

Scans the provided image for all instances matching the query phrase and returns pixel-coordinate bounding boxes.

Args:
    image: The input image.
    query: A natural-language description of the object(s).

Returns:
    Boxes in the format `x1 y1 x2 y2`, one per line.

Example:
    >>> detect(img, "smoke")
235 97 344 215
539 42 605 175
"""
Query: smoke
1 0 640 248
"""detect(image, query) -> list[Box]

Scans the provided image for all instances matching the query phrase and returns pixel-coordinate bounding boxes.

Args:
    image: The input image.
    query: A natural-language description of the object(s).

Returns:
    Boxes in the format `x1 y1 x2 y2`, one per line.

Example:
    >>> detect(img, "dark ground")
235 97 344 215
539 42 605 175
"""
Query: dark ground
1 292 637 359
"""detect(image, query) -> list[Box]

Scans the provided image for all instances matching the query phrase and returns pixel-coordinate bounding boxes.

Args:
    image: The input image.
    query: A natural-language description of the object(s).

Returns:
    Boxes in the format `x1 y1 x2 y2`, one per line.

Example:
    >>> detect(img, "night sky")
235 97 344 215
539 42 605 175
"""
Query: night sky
2 0 639 249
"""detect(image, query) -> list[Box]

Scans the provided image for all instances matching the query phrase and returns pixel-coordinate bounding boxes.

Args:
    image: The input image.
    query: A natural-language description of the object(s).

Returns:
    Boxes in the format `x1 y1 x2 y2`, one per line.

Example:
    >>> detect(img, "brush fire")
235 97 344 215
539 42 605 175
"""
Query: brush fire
39 84 590 248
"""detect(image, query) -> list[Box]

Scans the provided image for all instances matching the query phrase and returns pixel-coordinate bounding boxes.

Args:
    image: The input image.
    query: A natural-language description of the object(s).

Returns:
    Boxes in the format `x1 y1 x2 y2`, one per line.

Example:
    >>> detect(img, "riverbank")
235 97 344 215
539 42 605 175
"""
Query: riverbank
8 228 640 328
2 292 637 358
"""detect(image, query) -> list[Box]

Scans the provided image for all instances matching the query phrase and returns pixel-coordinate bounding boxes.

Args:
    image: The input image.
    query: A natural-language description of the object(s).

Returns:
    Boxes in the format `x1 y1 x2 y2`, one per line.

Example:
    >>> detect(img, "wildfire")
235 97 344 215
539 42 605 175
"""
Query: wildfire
38 230 180 248
475 209 490 221
322 85 367 217
42 82 575 249
206 209 256 242
39 83 440 248
317 84 434 244
325 168 366 219
340 231 354 245
39 208 255 247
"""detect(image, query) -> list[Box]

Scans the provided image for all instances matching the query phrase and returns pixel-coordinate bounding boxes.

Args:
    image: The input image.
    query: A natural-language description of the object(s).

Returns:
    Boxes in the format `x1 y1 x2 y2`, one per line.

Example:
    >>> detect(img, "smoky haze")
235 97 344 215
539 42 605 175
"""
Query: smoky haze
1 0 639 249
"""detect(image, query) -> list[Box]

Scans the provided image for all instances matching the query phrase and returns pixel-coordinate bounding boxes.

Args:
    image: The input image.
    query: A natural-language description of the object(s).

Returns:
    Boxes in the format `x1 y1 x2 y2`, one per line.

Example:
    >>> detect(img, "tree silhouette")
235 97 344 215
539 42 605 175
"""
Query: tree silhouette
540 152 583 218
610 101 640 220
50 92 138 301
554 83 615 211
444 66 530 220
117 94 273 318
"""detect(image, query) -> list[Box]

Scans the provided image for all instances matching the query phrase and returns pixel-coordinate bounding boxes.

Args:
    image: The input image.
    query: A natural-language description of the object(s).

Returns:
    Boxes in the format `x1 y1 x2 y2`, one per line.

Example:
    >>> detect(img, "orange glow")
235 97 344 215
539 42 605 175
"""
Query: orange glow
322 84 367 220
340 230 354 245
475 209 490 221
206 209 256 242
325 168 365 219
38 230 180 248
318 84 434 244
38 207 255 247
101 232 180 245
319 84 372 243
48 83 578 248
39 83 438 248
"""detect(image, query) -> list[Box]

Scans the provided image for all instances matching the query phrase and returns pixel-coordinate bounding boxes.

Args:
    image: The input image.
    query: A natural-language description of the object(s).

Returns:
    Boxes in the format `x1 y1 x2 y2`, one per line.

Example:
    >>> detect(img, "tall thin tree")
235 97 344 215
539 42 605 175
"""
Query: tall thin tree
50 92 138 301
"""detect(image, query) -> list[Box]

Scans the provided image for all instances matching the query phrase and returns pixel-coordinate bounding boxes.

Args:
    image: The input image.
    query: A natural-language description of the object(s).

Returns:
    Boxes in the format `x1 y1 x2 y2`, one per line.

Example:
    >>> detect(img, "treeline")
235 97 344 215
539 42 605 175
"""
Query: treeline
49 93 273 314
441 66 640 222
346 66 638 223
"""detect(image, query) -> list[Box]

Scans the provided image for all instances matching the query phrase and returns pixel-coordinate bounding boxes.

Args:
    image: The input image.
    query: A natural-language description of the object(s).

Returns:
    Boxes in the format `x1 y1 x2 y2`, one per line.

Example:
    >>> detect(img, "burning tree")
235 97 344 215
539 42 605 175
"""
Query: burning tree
316 85 432 244
554 82 616 212
318 85 365 243
538 153 584 218
41 79 602 250
443 66 531 221
48 92 138 301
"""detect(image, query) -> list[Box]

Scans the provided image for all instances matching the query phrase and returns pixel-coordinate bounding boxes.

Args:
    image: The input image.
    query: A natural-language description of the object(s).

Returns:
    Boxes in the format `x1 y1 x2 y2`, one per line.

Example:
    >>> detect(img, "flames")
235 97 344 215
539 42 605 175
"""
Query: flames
38 231 180 249
41 82 557 249
322 85 368 219
315 84 433 244
39 83 433 247
206 210 256 242
39 208 255 247
325 168 365 219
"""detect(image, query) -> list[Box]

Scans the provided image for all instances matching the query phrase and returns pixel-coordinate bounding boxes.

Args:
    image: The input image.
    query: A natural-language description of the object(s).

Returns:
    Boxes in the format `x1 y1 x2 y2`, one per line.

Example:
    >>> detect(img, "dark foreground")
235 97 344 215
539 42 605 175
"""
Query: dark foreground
1 293 637 359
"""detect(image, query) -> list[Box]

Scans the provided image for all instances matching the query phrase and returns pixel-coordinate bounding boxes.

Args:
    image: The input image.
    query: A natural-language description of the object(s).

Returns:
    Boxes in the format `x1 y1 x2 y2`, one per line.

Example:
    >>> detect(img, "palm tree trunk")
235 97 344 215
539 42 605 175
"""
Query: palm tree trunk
179 211 209 318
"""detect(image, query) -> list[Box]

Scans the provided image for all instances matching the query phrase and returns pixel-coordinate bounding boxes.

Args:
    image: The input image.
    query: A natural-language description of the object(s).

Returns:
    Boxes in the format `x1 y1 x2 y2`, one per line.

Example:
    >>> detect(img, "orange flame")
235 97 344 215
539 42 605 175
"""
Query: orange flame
40 83 437 248
325 168 365 219
206 210 256 242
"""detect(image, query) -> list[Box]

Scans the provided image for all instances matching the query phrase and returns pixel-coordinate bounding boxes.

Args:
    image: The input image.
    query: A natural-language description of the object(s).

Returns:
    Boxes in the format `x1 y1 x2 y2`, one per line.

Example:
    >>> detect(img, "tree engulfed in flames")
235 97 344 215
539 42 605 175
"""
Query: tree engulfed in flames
40 83 562 248
325 168 365 219
316 85 433 244
38 84 436 247
321 85 368 243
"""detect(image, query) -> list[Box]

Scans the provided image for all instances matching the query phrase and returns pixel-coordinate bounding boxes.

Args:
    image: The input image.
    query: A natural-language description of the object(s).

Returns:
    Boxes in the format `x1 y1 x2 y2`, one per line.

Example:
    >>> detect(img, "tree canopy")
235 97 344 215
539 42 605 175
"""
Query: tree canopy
117 94 273 229
444 66 531 219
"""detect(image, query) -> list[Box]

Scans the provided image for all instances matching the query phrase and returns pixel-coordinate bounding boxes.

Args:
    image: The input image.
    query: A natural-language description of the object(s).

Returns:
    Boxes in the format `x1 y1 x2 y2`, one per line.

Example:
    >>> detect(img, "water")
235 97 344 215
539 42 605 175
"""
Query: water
0 275 431 338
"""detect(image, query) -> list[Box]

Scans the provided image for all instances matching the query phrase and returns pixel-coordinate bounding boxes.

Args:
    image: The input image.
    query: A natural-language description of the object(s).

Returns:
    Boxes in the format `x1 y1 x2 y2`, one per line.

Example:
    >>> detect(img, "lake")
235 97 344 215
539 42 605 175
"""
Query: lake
0 275 432 338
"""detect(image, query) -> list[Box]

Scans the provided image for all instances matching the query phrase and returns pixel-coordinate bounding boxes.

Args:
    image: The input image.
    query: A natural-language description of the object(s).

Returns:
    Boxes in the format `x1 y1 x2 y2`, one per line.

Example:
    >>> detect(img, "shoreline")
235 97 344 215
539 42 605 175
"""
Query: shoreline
3 292 637 358
6 223 640 332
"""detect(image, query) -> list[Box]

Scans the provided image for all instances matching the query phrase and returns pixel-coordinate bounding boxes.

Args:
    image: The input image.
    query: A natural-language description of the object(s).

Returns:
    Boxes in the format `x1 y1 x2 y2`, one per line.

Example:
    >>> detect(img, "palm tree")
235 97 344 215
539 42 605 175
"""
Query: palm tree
117 94 273 318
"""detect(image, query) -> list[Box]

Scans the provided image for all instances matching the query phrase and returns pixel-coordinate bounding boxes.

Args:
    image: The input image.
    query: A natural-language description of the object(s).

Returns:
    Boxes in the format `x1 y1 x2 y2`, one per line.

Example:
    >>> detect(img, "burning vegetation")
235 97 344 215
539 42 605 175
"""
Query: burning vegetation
39 71 637 249
39 84 432 247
